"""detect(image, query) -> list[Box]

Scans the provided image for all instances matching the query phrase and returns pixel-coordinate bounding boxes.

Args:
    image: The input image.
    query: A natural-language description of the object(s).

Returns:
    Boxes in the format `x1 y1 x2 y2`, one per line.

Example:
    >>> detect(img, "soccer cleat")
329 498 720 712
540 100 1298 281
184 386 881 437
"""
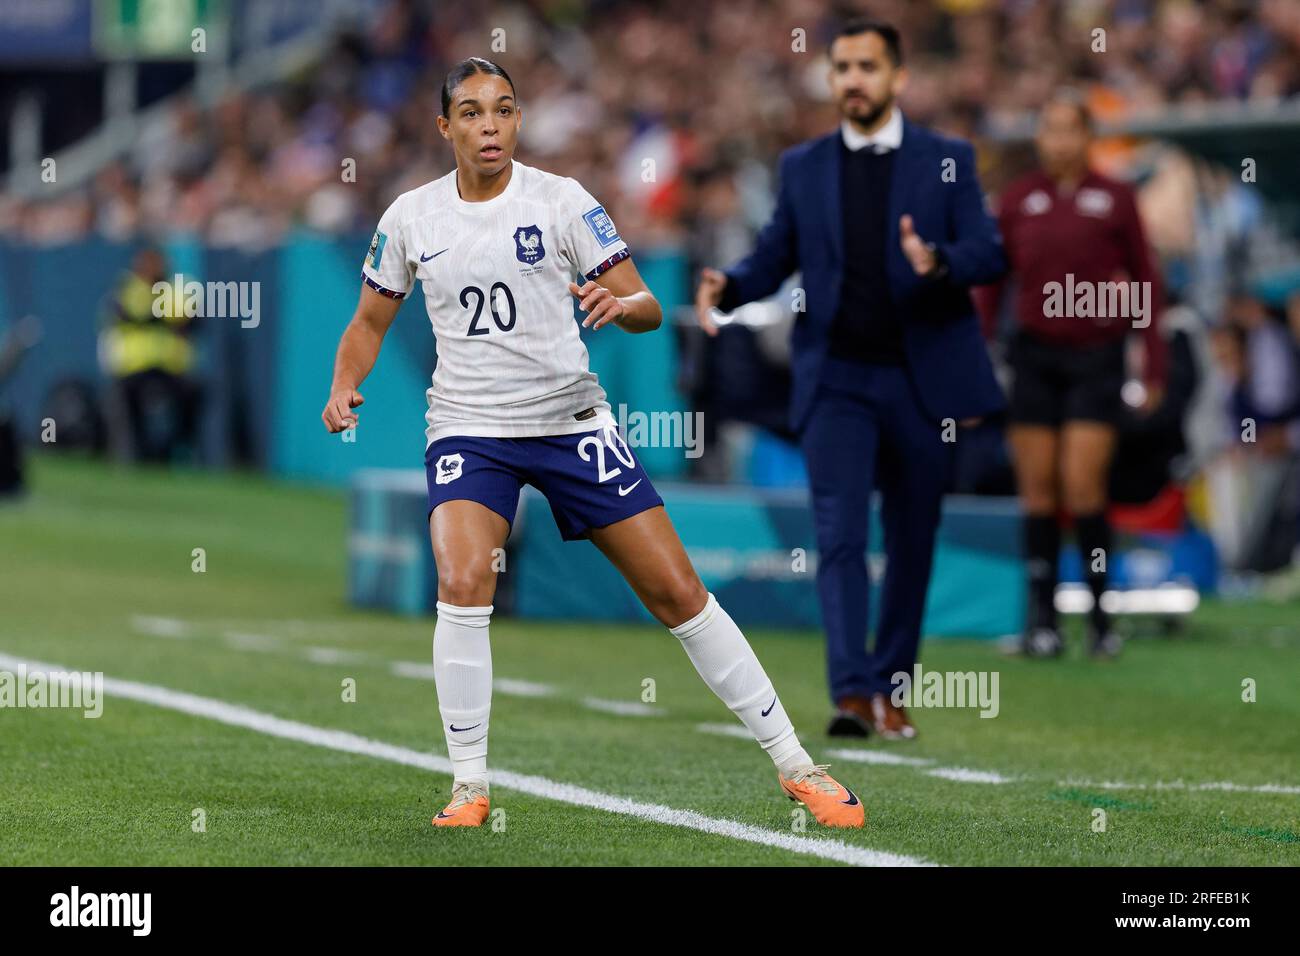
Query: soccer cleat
1022 626 1064 659
778 764 865 828
432 780 490 827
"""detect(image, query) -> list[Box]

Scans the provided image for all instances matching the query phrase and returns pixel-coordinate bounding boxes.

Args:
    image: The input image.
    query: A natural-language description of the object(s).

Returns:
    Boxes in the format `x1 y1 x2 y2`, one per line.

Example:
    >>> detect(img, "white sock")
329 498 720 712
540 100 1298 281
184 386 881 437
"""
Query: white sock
433 601 493 787
670 593 812 775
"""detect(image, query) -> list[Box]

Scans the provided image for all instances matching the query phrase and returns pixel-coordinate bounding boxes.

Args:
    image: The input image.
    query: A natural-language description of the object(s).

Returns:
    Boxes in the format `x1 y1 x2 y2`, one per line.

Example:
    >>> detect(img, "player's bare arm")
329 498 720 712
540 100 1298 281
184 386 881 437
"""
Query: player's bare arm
321 284 401 433
568 257 661 333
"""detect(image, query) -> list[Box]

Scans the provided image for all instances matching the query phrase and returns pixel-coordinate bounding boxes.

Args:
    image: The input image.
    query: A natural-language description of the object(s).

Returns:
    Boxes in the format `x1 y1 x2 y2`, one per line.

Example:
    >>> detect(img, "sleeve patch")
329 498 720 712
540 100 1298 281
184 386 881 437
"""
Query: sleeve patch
582 206 621 248
365 230 388 270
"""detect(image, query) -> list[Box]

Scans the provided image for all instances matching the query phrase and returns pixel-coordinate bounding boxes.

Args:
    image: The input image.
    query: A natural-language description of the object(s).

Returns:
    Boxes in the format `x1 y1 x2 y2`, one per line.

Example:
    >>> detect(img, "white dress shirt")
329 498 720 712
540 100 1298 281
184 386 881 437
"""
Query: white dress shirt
840 106 903 153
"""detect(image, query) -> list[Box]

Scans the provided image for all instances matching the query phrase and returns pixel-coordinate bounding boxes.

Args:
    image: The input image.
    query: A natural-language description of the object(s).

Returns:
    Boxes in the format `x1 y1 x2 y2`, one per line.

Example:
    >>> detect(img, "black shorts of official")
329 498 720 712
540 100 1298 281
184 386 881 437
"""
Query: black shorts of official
1007 330 1126 427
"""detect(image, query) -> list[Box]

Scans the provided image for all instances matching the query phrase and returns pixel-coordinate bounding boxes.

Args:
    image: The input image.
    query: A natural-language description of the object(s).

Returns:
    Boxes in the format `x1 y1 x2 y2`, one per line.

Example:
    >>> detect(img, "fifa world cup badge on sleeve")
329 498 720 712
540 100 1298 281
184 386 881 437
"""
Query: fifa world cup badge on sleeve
583 206 620 248
366 230 388 270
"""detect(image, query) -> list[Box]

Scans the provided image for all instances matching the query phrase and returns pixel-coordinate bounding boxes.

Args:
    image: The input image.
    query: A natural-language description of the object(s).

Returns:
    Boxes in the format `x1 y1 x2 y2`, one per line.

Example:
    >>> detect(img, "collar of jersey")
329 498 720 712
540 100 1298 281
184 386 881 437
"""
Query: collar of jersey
449 160 521 213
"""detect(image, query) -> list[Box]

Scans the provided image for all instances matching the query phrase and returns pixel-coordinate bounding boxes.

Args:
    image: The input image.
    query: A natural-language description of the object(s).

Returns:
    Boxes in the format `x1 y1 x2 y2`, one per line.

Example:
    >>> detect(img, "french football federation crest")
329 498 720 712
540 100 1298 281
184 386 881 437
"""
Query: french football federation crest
513 225 545 265
435 453 465 484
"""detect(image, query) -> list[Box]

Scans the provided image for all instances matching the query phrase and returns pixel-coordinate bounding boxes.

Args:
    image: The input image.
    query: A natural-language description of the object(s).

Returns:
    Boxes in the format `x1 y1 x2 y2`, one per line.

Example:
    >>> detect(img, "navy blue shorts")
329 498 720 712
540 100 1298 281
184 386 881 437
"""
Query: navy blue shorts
424 425 665 541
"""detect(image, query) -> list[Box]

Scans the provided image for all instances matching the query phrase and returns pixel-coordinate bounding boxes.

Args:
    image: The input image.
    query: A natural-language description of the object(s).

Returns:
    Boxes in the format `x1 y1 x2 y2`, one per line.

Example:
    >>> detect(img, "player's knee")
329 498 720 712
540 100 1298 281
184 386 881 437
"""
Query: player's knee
1019 480 1057 515
651 574 708 628
1061 474 1105 514
436 567 497 607
1063 487 1106 515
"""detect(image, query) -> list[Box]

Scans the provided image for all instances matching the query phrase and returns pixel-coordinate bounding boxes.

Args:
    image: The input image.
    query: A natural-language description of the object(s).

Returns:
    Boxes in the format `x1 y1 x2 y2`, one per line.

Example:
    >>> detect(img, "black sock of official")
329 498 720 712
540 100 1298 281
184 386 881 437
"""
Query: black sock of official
1074 511 1113 634
1024 514 1060 631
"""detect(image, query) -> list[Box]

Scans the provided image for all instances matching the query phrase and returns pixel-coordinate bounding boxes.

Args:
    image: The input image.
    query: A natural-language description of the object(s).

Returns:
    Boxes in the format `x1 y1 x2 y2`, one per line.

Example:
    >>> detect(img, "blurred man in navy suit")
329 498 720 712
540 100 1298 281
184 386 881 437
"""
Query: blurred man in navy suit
695 18 1007 738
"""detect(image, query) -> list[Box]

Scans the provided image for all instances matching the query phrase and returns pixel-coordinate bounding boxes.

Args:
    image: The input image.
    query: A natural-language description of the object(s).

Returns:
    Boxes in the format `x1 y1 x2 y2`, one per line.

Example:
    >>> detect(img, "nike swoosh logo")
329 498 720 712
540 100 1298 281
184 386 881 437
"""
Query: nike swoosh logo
761 696 777 717
841 788 860 807
448 722 481 733
618 479 642 496
435 812 455 819
420 249 449 262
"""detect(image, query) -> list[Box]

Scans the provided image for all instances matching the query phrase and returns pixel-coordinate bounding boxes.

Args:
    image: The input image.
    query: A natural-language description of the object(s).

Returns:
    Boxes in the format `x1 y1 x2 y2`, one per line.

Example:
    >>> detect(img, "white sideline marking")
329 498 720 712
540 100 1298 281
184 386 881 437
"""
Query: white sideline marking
223 632 282 652
493 678 556 698
0 653 927 868
926 767 1018 785
393 663 559 699
128 616 554 701
827 748 934 767
303 647 368 665
697 722 757 740
581 697 662 717
127 622 558 700
131 616 192 639
1060 778 1300 796
391 662 436 680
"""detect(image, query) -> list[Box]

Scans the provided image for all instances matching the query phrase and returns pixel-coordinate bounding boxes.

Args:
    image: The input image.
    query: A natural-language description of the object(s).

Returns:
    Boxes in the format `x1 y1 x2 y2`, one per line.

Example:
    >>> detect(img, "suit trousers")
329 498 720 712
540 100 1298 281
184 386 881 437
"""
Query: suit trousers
799 356 954 702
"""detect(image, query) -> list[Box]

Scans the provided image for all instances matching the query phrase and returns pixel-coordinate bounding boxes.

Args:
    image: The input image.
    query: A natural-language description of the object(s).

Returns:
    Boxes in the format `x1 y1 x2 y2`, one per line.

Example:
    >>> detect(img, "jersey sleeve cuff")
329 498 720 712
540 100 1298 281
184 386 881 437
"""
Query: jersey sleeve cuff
361 272 407 300
583 247 630 282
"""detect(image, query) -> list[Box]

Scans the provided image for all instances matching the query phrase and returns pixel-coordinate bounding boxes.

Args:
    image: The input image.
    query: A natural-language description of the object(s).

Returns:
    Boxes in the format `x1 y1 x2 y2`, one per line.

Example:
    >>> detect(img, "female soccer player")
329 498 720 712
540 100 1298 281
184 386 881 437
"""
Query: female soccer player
977 90 1165 659
321 58 862 829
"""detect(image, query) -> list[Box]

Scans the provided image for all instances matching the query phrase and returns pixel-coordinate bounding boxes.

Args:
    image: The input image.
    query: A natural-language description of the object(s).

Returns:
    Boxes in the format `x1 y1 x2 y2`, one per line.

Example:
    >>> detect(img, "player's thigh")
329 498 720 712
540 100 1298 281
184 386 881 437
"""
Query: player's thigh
429 500 511 606
588 506 707 628
532 423 663 541
1008 425 1060 513
425 437 522 606
1059 421 1117 513
532 424 701 624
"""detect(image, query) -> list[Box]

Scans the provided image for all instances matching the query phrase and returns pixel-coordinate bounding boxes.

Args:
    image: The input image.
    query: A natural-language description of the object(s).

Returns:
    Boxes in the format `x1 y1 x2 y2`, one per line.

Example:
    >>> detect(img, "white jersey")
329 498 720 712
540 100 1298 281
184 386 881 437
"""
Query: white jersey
361 160 631 445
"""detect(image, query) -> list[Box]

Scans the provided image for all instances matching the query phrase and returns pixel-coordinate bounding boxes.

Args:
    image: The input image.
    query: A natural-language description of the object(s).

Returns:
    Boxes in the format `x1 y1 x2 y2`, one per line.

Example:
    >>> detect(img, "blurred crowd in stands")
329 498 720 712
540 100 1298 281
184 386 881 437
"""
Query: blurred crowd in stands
4 0 1300 582
6 0 1300 246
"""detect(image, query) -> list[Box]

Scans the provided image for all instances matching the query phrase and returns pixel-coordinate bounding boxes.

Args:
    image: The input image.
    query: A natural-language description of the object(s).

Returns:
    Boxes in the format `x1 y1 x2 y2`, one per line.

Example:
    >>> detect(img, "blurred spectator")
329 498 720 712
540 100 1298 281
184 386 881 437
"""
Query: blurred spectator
7 0 1300 249
1202 296 1300 572
99 249 202 464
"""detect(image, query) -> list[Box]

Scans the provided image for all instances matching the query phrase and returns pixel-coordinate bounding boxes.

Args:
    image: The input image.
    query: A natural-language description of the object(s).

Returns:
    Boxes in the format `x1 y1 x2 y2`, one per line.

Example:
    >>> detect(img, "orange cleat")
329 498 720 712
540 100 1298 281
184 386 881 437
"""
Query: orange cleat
778 764 865 828
432 781 490 827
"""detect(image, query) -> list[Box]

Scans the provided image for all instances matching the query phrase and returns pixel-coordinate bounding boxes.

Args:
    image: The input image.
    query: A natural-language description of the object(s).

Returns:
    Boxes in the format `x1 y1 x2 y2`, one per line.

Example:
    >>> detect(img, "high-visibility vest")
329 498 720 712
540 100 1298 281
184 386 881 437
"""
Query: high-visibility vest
102 274 195 377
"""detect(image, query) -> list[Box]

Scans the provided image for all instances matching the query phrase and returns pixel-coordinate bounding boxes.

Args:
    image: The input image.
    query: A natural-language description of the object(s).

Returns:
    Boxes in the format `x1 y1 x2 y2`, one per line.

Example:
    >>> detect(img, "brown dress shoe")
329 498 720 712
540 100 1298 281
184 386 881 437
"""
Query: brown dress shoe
869 693 918 740
826 695 874 737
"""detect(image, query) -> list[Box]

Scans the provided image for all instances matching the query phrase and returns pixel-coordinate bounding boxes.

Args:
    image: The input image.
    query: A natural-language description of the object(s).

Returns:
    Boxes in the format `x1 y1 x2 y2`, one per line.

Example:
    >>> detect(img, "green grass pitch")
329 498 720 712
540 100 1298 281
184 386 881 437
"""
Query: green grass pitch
1 455 1297 866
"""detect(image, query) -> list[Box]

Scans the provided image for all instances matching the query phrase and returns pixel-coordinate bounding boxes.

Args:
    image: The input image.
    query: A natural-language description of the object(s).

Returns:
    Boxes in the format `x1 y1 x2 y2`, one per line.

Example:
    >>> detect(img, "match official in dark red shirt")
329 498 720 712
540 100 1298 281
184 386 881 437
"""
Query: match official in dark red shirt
976 90 1165 659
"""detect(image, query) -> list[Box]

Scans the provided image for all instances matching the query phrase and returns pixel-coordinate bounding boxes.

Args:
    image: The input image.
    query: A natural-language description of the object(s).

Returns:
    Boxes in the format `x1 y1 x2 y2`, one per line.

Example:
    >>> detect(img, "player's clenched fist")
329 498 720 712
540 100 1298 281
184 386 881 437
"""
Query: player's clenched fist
569 281 625 330
321 387 364 432
693 267 728 337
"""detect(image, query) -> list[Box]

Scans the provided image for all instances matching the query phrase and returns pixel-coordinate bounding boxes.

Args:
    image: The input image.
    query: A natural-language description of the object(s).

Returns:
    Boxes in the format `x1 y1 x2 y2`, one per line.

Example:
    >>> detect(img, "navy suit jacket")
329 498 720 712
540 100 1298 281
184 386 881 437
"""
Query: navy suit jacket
719 118 1008 433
